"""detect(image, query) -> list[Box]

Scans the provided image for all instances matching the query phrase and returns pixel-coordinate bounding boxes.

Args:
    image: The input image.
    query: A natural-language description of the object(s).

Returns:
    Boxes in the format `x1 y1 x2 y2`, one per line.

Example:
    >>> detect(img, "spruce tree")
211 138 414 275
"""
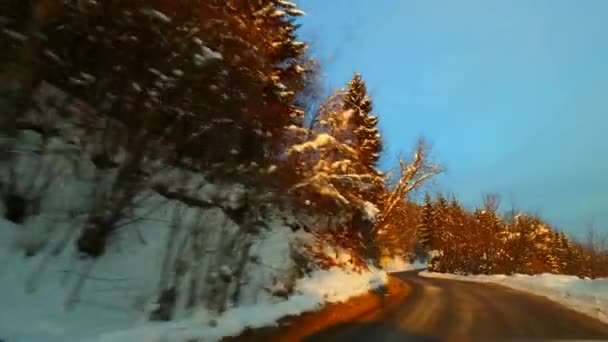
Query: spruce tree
557 232 577 275
290 73 385 211
343 73 383 171
418 194 436 250
342 74 383 203
543 232 559 274
419 195 441 271
433 194 449 233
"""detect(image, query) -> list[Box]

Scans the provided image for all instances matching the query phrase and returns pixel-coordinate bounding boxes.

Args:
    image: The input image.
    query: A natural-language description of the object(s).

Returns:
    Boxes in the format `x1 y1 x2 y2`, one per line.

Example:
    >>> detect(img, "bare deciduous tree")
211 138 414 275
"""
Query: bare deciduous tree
376 139 443 235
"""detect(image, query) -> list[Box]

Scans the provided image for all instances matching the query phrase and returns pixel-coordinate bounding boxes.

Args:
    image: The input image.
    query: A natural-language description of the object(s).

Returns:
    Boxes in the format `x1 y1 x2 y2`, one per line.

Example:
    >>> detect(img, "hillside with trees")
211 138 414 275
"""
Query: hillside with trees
0 1 606 340
0 0 441 332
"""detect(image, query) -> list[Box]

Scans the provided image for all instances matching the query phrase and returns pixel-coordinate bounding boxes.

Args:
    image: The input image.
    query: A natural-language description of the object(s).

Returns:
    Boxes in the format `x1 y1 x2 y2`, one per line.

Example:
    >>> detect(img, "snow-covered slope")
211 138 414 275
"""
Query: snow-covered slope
421 271 608 324
0 81 395 342
92 267 387 342
0 127 388 341
0 210 387 342
381 256 426 273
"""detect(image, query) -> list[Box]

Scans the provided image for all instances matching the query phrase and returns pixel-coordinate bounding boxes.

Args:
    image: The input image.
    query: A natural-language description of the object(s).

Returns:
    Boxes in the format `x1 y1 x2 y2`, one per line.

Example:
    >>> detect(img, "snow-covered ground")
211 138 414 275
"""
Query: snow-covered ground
0 208 387 342
381 256 426 273
0 136 389 341
93 267 387 342
421 271 608 324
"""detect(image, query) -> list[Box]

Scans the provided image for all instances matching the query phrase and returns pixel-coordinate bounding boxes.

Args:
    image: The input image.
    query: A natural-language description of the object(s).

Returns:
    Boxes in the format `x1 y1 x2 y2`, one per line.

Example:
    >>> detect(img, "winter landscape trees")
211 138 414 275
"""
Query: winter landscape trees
0 1 607 340
0 0 442 327
417 193 608 278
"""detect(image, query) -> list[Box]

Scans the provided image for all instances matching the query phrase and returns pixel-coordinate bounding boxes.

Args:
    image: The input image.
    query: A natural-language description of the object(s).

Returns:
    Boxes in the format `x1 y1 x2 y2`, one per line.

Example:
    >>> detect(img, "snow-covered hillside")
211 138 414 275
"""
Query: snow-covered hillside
0 180 388 342
0 98 390 341
92 267 387 342
0 208 386 342
421 271 608 324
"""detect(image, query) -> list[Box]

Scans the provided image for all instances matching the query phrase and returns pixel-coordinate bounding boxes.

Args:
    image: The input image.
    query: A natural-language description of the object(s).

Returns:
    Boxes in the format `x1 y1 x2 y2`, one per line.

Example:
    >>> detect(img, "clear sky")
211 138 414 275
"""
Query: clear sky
297 0 608 236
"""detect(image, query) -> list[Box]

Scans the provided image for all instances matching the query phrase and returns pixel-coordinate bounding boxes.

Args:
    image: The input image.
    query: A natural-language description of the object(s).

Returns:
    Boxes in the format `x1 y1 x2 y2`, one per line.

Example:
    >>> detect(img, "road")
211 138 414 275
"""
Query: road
303 270 608 342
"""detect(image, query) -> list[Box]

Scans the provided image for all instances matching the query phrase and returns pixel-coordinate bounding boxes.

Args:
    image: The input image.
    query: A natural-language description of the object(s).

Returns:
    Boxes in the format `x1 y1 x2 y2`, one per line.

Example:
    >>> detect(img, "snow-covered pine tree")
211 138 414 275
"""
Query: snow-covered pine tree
288 91 367 207
342 73 384 201
548 231 564 274
558 232 580 275
514 214 555 274
343 74 382 168
249 0 310 158
286 116 379 266
508 213 537 273
556 232 569 272
287 71 388 212
287 74 386 265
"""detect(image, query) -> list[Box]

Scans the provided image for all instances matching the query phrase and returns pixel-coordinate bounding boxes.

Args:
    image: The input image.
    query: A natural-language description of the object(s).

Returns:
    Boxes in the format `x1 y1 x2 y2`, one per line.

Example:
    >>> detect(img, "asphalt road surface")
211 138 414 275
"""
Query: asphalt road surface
304 270 608 342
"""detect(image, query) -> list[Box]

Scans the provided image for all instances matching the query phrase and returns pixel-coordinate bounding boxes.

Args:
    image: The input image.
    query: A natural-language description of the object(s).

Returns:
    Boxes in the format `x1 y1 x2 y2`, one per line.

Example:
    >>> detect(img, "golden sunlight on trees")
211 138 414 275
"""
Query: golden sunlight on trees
415 192 608 278
2 0 603 282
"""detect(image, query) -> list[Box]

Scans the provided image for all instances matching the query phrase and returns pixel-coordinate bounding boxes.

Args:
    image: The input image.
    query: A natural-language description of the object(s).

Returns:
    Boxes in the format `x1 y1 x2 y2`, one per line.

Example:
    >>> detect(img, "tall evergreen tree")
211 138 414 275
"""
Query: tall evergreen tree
433 194 449 233
290 73 385 212
342 73 383 172
418 194 436 251
419 194 443 271
548 231 564 274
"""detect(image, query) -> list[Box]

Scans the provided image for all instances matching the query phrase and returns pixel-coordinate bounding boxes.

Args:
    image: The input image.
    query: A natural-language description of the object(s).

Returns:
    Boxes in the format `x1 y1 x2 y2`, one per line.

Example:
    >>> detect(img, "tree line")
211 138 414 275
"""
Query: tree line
418 194 608 278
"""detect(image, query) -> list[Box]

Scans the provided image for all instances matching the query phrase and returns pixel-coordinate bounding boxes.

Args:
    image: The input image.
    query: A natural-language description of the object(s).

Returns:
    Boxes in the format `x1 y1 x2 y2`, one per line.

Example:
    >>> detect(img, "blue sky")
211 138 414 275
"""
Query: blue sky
297 0 608 236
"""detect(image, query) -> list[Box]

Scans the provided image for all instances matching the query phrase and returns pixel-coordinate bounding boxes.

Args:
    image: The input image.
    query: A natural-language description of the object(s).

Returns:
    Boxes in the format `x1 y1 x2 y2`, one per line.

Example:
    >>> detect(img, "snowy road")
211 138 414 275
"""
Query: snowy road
302 270 608 341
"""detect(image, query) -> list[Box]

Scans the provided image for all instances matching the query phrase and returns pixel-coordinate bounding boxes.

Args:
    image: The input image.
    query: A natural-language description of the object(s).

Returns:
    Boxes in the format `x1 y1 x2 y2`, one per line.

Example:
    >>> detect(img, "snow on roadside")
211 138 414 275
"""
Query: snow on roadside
92 267 388 342
0 208 174 342
381 256 427 273
420 271 608 324
0 208 388 342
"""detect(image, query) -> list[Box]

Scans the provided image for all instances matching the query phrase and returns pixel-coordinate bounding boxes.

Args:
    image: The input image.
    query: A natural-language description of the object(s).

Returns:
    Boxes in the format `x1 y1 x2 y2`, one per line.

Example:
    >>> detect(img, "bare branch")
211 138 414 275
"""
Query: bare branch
375 139 443 233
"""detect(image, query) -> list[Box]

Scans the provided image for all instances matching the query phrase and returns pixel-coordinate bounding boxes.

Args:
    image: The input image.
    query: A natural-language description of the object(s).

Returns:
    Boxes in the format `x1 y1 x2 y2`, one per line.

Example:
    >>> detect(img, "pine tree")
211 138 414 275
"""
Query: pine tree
516 215 554 274
548 231 563 274
557 232 570 272
251 0 309 127
287 84 385 264
433 194 449 233
418 194 436 250
419 195 441 272
342 73 383 172
289 73 386 214
448 197 468 234
445 197 468 272
558 232 582 276
338 73 384 204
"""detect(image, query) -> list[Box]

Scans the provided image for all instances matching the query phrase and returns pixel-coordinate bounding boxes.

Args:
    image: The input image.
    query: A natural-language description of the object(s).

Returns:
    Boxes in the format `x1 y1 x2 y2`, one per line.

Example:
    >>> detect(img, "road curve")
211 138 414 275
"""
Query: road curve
303 270 608 342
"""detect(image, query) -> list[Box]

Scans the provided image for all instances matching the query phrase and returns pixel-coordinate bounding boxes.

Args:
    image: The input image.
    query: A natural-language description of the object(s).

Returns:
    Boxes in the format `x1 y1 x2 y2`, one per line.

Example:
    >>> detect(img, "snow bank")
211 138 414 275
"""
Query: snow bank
0 209 171 342
92 267 387 342
382 257 427 273
420 271 608 324
0 211 388 342
297 267 387 303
